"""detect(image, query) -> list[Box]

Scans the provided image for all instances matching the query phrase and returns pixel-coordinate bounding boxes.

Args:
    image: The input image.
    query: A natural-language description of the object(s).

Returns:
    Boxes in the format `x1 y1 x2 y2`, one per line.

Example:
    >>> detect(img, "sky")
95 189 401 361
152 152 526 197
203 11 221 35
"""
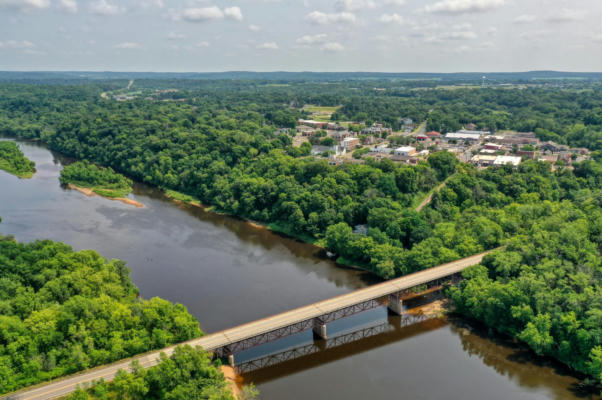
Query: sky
1 0 601 72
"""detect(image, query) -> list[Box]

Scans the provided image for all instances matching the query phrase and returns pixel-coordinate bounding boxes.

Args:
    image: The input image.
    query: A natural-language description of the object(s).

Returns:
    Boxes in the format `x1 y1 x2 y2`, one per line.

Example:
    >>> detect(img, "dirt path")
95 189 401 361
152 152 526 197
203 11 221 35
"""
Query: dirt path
416 179 448 212
68 184 144 208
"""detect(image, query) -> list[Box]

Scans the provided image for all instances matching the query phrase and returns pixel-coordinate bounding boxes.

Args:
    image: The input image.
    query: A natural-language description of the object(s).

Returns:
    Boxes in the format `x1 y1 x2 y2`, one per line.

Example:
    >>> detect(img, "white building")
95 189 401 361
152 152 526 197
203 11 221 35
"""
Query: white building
493 155 522 167
370 144 391 154
445 132 482 142
394 146 416 156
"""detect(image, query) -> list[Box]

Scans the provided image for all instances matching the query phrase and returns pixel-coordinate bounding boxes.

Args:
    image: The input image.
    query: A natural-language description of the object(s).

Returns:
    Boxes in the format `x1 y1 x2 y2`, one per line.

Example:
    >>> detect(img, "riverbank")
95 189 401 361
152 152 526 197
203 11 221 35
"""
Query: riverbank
221 366 243 399
68 184 144 208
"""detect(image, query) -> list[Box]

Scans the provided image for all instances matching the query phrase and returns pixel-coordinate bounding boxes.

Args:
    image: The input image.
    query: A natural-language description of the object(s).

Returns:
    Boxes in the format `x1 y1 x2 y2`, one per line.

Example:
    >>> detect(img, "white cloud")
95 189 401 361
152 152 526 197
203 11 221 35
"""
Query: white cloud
0 40 35 49
593 33 602 43
306 11 356 25
58 0 77 13
168 32 186 40
257 41 278 49
514 14 536 23
197 41 210 47
455 45 471 53
335 0 376 11
296 33 328 45
384 0 405 5
90 0 122 16
224 6 243 21
182 7 223 21
379 13 404 24
249 24 261 31
545 9 586 22
321 42 344 52
116 42 140 49
0 0 50 11
180 6 244 22
422 0 504 15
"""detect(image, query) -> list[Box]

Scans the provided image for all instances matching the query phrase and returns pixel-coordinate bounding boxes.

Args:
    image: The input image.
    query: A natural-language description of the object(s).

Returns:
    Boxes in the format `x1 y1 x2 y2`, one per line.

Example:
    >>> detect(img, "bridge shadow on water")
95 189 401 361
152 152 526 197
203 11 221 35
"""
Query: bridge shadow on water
236 295 447 385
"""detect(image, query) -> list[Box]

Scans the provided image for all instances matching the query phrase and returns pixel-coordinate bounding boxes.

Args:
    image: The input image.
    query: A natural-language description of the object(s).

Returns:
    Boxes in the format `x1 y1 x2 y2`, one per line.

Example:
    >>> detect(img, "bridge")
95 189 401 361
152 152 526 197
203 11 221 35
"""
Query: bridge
4 250 494 400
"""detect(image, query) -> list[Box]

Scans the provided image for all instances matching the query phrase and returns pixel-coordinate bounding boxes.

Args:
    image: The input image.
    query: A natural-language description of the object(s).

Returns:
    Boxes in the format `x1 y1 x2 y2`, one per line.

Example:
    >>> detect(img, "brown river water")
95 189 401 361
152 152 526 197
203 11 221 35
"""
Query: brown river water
0 139 598 400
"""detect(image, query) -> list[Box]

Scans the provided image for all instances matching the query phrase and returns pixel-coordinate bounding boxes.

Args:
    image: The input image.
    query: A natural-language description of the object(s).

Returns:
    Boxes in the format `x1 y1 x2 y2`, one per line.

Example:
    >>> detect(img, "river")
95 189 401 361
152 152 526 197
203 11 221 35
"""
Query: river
0 139 597 400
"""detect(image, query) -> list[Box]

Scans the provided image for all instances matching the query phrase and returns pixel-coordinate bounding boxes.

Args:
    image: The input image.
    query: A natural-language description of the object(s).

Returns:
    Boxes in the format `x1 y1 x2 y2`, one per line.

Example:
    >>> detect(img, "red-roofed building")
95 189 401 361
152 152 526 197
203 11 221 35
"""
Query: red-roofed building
426 131 441 138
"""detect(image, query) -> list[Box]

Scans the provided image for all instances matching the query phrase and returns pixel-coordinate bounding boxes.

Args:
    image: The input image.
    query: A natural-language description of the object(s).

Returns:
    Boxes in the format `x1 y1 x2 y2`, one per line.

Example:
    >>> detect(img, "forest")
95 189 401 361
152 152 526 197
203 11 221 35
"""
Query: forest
60 161 133 198
0 141 35 179
65 346 243 400
0 235 207 395
0 78 600 386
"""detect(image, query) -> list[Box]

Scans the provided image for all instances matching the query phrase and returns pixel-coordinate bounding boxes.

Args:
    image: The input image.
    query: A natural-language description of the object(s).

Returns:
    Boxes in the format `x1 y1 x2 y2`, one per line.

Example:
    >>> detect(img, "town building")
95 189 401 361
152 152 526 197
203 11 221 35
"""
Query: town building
342 137 361 150
298 119 327 129
394 146 417 157
445 132 482 142
493 155 522 167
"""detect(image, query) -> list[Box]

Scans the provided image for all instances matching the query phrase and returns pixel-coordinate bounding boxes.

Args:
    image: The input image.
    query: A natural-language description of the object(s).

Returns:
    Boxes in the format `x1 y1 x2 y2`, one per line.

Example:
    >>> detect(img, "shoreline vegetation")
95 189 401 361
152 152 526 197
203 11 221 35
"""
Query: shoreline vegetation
60 161 143 208
0 141 35 179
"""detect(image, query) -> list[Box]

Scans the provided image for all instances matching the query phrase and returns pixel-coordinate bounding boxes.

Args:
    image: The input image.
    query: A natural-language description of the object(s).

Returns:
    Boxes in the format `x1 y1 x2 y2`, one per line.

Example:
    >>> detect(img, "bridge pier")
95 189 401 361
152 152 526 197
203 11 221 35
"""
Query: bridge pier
387 293 404 315
228 354 235 367
312 318 327 340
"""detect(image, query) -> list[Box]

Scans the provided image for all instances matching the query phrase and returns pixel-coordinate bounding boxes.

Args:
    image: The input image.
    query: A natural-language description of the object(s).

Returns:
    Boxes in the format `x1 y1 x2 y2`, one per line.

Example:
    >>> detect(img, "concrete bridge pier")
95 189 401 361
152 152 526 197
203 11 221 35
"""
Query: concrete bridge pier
228 354 235 367
312 317 327 340
388 293 404 315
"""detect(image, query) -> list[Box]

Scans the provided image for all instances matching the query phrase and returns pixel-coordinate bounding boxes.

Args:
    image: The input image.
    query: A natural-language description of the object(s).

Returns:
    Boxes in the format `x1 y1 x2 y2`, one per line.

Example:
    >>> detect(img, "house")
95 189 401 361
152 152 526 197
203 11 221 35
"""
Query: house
415 134 428 141
472 155 498 166
370 144 392 154
426 131 441 138
342 137 361 150
465 123 477 131
296 125 316 136
274 128 290 135
484 143 504 151
516 150 536 159
540 141 568 153
362 124 392 136
326 122 344 131
493 155 522 167
332 130 353 141
394 146 416 157
298 119 327 129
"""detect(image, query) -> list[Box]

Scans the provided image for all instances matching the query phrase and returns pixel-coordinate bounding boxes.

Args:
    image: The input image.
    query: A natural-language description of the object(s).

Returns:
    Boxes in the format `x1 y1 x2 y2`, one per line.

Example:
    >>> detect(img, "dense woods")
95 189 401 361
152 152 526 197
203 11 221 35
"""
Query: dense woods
0 78 600 387
0 141 35 179
0 237 202 394
60 161 133 198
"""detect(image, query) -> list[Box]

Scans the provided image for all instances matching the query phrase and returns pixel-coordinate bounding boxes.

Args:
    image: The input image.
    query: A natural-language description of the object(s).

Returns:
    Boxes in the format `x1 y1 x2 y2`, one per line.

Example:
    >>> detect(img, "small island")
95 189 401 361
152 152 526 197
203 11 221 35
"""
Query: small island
0 141 36 179
60 160 143 207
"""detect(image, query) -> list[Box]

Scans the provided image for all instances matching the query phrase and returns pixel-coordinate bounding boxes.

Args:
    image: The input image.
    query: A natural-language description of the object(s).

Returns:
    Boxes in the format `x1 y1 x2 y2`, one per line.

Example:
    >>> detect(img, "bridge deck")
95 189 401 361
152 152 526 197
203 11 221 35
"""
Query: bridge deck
4 250 492 400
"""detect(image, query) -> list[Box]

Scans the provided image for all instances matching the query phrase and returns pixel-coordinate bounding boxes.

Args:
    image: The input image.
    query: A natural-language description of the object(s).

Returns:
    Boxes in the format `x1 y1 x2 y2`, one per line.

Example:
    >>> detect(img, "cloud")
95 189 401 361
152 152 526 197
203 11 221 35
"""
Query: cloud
0 40 35 49
115 42 140 49
58 0 77 13
306 11 356 25
422 0 504 15
90 0 122 15
321 42 344 52
0 0 50 11
182 6 223 21
545 9 586 22
514 14 535 23
425 30 477 43
197 41 210 47
452 22 472 30
384 0 405 4
180 6 243 22
249 24 261 31
379 13 404 24
168 32 186 40
257 41 278 49
335 0 376 11
224 6 243 21
296 33 328 45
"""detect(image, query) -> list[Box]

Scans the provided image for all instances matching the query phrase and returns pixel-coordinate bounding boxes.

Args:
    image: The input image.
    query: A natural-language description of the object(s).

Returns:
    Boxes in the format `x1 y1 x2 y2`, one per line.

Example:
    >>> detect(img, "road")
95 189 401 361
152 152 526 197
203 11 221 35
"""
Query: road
3 249 496 400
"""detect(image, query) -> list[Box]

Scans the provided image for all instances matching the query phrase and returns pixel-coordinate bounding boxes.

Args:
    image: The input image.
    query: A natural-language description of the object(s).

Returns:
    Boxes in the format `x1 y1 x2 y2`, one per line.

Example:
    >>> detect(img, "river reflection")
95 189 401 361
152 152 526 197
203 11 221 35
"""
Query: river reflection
0 138 597 400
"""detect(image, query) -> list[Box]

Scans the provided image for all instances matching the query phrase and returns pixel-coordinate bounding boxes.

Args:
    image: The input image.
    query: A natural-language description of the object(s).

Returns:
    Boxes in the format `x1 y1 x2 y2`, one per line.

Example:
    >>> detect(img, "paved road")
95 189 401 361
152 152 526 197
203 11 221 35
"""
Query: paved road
3 250 496 400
